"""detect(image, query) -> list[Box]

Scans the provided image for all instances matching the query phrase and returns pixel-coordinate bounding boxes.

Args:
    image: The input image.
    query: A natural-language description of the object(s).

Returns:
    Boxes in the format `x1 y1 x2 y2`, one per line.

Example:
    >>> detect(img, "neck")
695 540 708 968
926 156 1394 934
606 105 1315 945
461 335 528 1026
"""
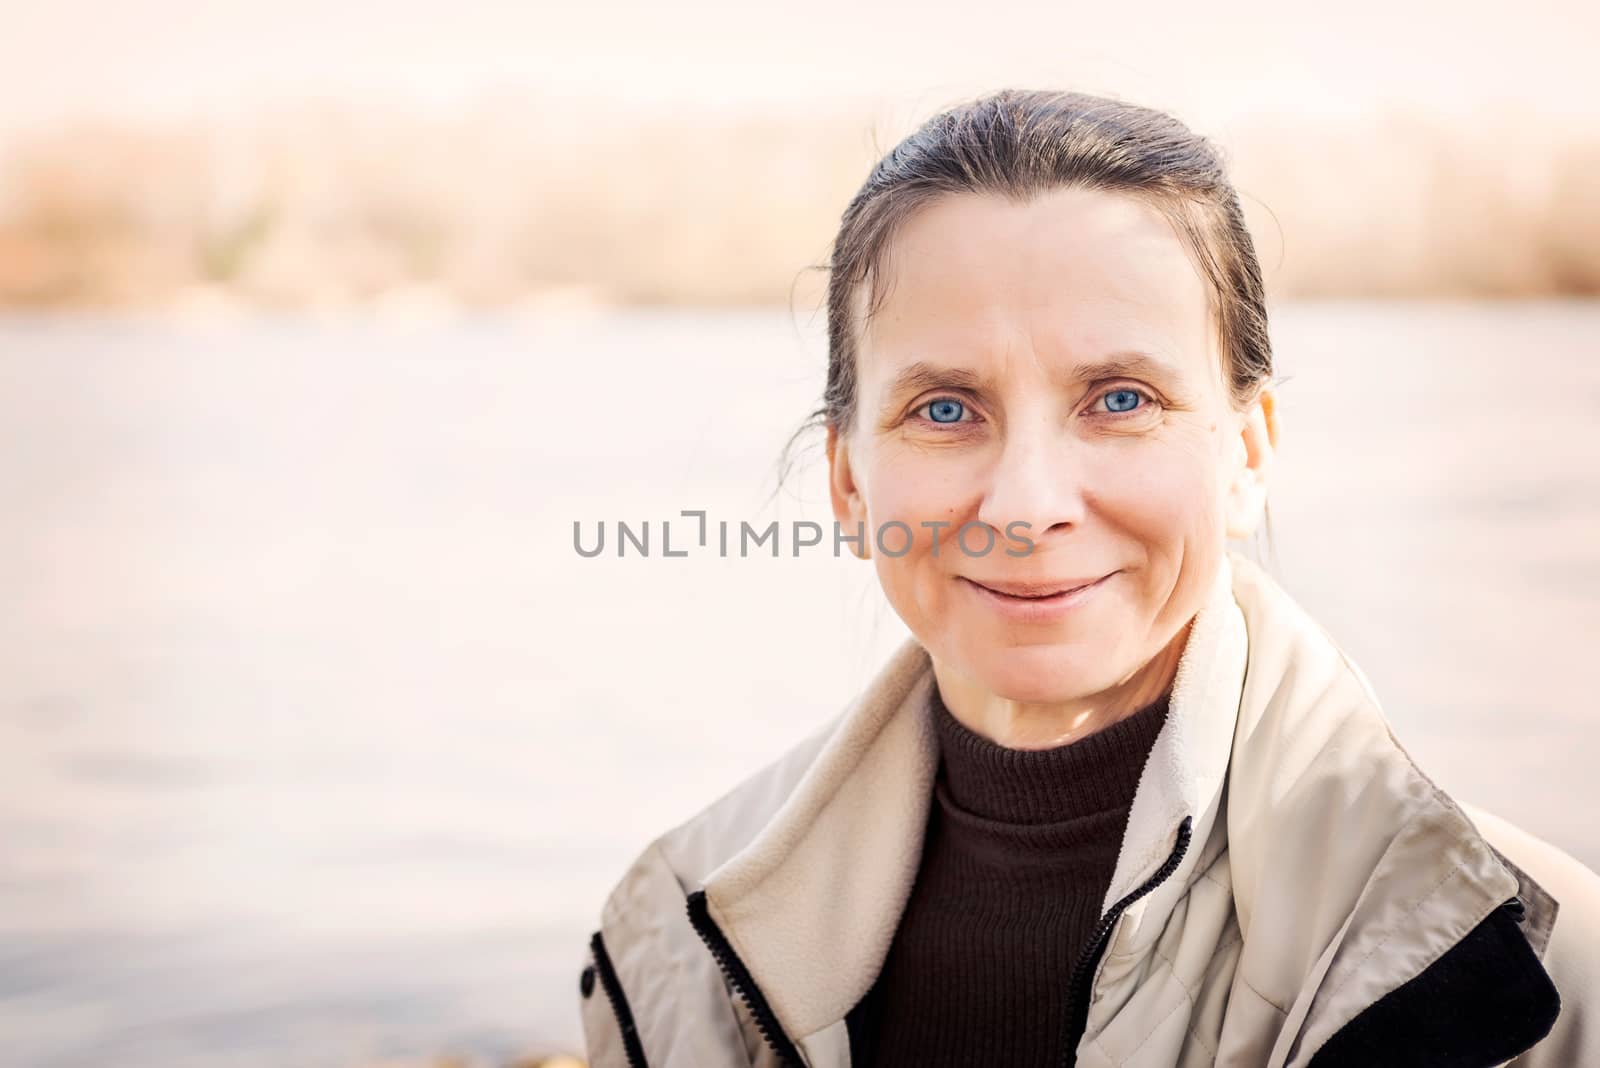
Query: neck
931 619 1194 750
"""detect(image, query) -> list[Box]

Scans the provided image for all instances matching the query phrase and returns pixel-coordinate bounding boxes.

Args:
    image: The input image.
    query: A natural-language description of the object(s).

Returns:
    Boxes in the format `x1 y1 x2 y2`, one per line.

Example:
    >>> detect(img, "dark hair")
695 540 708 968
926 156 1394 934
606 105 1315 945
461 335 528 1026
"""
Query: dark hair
776 87 1278 556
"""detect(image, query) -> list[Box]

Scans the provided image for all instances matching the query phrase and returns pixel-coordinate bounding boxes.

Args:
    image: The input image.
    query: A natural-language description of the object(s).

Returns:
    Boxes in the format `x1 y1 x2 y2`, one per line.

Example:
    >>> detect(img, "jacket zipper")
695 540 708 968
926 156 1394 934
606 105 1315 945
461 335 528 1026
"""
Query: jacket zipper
1059 814 1195 1068
590 929 651 1068
687 889 807 1067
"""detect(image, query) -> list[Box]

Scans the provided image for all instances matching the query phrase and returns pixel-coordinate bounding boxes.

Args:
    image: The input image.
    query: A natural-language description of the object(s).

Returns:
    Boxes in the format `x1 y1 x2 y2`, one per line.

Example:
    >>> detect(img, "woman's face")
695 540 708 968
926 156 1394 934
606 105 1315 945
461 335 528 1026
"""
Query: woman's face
827 187 1276 707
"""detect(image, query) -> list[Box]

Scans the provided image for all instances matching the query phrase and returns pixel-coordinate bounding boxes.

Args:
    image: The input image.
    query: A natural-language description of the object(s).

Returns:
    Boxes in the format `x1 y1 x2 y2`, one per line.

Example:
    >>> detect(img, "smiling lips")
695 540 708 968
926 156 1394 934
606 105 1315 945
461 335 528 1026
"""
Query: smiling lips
957 571 1118 621
966 575 1109 599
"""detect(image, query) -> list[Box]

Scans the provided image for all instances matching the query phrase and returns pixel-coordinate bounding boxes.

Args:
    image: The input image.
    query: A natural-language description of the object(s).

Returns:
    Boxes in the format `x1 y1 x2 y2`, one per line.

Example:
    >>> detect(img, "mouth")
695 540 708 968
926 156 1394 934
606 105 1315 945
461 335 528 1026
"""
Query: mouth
961 573 1115 600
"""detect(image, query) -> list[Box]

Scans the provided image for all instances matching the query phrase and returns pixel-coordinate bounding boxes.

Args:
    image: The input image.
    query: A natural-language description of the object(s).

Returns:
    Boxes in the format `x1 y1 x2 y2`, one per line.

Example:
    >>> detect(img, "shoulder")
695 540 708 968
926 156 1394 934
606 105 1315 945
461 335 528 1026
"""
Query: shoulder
635 708 846 895
1459 801 1600 1067
578 712 847 1067
1461 800 1600 948
596 704 846 939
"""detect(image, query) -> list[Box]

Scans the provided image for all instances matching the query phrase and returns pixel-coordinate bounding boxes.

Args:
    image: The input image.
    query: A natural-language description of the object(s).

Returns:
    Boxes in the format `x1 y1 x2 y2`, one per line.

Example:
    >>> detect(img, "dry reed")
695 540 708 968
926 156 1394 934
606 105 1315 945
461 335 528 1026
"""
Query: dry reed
1 97 1595 311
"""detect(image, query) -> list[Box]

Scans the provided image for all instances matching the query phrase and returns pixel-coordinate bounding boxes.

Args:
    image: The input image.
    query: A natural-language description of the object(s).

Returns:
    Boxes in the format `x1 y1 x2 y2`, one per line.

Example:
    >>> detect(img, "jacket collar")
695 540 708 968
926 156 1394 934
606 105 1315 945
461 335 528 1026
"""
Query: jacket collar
697 554 1243 1042
696 550 1548 1057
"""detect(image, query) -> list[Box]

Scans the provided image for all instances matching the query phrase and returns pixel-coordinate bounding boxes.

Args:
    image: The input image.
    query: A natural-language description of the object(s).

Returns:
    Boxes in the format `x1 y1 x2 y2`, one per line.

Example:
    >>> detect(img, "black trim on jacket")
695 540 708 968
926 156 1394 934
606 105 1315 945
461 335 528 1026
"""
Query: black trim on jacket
687 888 806 1066
1057 816 1195 1067
590 929 650 1068
1306 897 1561 1068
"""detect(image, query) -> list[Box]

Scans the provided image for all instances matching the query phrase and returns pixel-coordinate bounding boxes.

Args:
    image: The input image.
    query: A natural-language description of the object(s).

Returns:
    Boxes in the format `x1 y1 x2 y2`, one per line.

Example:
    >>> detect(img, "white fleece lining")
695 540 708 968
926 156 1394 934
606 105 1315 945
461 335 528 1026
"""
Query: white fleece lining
1101 554 1247 910
701 635 940 1040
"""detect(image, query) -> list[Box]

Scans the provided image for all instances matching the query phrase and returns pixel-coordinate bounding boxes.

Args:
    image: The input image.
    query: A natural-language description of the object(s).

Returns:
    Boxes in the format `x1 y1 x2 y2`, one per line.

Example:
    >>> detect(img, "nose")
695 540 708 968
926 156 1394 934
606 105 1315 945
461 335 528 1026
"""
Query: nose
975 419 1086 544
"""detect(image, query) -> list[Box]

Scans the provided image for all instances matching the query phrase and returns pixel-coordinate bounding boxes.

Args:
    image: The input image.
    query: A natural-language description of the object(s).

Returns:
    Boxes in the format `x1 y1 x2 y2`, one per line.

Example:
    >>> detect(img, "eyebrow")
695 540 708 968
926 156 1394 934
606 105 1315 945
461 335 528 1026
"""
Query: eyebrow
883 351 1182 401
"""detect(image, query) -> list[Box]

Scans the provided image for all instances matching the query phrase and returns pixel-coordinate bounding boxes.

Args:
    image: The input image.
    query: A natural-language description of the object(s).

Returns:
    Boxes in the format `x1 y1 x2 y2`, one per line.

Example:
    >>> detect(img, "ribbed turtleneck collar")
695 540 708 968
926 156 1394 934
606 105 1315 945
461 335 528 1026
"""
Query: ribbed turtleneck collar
847 684 1175 1064
931 683 1171 826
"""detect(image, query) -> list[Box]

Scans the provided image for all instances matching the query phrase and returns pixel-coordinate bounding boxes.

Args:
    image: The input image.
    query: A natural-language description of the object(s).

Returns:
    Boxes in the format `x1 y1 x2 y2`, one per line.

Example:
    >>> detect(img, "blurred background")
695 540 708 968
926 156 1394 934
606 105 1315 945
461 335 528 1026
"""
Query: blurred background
2 1 1597 1066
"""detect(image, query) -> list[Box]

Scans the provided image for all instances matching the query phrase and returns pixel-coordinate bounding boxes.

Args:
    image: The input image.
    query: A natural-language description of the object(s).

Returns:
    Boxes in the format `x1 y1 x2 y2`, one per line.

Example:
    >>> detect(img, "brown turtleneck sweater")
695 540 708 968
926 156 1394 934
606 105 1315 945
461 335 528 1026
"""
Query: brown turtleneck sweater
845 683 1172 1067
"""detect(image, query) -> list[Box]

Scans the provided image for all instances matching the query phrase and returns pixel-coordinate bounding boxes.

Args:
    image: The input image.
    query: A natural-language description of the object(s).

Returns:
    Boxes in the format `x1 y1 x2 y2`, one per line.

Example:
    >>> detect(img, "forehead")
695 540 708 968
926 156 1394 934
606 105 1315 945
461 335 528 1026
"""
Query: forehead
860 187 1218 387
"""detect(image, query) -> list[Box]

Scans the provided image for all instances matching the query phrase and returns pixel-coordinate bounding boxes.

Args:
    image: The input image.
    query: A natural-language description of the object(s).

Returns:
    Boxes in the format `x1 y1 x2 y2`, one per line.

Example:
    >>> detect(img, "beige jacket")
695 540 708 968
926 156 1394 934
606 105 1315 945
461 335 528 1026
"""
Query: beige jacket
578 551 1600 1067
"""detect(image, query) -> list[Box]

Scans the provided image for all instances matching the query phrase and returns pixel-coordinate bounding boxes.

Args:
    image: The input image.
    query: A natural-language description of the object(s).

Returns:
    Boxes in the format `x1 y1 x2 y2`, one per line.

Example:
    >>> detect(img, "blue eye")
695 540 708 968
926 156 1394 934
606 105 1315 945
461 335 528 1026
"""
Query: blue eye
1103 389 1143 414
927 398 966 423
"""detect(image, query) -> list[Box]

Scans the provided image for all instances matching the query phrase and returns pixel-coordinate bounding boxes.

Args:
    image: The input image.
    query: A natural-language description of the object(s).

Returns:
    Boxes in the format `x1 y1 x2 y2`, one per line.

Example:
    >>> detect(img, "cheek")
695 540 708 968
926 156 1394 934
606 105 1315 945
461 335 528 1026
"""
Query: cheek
1092 434 1227 541
860 451 974 538
858 453 970 622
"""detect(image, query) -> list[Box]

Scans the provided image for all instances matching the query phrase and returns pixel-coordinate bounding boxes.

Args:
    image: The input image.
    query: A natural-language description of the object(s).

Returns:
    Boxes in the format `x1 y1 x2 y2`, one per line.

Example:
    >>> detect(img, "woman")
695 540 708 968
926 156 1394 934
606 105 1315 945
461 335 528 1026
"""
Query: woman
575 89 1600 1067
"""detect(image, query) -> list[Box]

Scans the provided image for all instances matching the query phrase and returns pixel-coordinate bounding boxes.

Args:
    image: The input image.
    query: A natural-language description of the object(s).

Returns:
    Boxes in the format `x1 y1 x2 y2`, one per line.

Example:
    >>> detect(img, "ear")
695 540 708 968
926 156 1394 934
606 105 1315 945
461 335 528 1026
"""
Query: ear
1224 385 1279 540
826 423 871 560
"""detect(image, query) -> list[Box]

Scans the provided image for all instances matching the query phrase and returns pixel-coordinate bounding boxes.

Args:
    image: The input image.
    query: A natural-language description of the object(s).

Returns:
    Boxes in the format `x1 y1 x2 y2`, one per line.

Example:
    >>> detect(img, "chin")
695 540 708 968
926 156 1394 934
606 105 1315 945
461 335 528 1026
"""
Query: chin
956 640 1122 706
